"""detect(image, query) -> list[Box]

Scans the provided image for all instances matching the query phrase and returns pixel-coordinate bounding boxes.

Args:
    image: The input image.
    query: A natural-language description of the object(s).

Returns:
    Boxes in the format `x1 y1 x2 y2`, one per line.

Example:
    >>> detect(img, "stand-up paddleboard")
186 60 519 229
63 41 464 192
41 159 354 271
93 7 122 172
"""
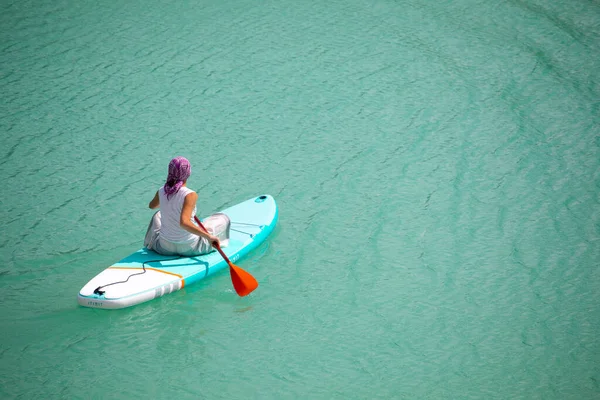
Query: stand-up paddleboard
78 195 277 309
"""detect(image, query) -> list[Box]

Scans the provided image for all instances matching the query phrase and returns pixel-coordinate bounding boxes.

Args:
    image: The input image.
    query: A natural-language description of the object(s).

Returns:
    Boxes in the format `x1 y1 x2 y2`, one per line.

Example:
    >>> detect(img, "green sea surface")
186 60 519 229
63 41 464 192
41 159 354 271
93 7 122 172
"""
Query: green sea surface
1 0 599 398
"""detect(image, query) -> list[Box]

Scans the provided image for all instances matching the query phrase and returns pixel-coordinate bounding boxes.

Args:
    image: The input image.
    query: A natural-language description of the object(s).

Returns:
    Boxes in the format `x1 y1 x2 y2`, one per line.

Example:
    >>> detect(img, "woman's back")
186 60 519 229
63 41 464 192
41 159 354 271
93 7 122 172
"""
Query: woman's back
145 156 228 257
157 186 197 243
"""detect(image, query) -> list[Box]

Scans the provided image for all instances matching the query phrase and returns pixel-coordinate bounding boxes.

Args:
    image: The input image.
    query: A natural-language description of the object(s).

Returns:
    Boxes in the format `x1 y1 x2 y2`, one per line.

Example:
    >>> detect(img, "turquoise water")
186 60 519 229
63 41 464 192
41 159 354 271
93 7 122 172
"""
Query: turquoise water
1 0 599 398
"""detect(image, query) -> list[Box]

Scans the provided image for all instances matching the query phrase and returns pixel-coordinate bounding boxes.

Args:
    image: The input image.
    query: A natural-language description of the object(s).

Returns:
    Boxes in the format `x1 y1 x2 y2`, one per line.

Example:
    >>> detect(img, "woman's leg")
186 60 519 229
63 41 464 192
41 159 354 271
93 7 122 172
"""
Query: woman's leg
144 211 161 250
202 213 231 247
183 213 231 257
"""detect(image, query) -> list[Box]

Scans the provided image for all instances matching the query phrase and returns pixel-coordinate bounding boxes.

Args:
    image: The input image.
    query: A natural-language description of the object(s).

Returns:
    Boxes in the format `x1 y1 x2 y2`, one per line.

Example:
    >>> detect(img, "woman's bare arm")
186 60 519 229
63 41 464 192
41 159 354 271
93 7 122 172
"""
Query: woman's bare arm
149 191 160 209
180 192 219 243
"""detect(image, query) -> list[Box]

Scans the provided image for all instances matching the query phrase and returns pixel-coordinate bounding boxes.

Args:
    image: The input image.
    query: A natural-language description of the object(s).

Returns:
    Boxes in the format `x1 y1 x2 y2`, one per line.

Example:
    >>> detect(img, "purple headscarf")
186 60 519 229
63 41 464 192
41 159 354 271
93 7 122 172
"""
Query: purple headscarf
163 156 191 200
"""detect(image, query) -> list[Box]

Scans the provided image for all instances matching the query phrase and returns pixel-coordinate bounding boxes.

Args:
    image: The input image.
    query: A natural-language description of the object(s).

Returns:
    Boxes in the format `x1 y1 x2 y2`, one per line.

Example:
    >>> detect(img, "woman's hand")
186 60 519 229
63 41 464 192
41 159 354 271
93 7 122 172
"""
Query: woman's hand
209 235 220 246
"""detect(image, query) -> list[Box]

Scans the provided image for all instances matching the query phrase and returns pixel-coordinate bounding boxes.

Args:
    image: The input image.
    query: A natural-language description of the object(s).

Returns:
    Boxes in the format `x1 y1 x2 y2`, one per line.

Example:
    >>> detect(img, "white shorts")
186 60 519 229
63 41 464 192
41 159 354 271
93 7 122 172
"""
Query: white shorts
144 211 230 257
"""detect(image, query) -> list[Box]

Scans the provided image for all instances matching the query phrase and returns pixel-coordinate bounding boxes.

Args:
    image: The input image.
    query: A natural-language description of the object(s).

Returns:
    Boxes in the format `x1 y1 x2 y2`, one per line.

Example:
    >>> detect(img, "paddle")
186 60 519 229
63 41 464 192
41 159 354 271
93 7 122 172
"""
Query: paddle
193 215 258 296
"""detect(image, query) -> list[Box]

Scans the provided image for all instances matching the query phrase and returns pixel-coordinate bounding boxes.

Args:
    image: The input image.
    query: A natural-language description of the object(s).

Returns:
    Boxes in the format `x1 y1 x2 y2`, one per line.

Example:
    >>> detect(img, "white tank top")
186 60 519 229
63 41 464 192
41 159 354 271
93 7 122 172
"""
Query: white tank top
158 186 198 243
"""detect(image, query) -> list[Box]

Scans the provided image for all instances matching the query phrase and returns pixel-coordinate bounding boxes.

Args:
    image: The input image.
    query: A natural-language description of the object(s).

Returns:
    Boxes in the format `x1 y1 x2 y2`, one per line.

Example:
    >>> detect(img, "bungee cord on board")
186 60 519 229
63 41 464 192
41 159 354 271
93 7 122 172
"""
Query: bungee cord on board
230 221 264 238
93 257 182 295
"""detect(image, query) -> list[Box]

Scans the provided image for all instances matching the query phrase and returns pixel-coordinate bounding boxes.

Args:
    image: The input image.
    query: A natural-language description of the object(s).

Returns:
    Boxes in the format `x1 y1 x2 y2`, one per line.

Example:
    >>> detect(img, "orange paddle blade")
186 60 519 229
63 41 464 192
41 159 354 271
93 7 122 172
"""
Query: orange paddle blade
228 263 259 297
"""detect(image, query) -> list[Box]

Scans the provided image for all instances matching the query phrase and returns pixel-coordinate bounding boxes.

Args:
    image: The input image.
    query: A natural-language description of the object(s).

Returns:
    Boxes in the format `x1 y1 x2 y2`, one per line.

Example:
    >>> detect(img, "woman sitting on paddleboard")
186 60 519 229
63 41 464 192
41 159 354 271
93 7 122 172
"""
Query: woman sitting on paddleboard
144 156 230 256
